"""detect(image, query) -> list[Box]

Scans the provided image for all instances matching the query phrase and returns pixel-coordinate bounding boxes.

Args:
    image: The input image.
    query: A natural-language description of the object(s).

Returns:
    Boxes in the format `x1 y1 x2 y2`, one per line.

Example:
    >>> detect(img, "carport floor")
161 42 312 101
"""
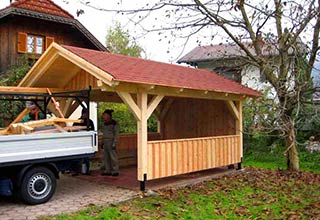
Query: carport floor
78 166 236 190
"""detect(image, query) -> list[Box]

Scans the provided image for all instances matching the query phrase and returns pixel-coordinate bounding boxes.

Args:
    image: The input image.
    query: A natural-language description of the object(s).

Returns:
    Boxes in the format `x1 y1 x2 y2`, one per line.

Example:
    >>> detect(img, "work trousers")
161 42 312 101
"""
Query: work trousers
102 139 119 174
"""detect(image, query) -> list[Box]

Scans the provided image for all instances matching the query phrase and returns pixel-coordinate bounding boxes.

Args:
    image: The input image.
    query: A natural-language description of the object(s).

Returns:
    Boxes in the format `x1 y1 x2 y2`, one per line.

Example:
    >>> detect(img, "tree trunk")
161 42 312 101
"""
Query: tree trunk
285 119 299 171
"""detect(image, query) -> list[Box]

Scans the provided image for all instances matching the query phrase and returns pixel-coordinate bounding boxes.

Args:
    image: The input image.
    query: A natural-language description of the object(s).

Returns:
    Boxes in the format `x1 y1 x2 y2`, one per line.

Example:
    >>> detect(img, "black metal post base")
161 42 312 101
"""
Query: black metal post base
140 173 147 191
236 157 243 170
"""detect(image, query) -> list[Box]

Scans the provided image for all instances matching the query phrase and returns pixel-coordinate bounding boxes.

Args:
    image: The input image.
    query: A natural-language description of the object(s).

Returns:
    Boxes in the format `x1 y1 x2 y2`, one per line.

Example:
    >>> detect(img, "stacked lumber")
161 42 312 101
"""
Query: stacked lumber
0 118 86 135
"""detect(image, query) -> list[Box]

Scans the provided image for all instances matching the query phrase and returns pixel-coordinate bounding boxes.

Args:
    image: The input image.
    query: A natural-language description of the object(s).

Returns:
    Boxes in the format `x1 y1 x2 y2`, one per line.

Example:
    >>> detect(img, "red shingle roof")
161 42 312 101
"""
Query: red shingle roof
11 0 73 19
63 45 260 97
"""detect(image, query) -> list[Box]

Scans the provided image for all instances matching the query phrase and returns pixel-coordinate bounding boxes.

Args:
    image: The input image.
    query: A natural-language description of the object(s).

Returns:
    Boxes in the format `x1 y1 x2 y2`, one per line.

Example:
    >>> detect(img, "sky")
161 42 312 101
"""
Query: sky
0 0 204 63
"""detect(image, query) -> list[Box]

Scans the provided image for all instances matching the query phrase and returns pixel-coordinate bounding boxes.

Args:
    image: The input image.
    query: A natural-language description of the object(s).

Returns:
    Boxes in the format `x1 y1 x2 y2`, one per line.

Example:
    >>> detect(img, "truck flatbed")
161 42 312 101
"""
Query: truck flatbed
0 131 97 167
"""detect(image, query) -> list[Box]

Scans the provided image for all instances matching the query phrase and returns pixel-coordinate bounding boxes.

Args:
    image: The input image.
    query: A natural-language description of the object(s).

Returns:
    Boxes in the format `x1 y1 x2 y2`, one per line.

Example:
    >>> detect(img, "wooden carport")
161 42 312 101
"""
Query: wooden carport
19 43 260 189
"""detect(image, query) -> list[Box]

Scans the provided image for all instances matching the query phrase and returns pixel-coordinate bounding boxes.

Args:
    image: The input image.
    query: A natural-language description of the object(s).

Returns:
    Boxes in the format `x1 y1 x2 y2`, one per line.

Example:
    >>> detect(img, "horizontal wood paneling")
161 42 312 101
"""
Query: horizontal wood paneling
147 135 241 180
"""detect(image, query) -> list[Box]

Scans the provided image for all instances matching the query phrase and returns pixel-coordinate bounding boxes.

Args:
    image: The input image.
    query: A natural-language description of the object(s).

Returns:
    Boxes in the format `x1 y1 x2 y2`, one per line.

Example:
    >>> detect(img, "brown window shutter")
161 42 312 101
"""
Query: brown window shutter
17 32 27 53
45 36 55 49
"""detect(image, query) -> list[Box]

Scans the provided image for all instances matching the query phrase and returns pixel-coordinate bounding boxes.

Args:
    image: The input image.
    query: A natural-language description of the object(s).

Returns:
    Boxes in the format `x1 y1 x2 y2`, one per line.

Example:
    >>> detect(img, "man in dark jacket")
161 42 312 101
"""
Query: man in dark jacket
73 108 95 175
101 109 120 176
73 108 95 131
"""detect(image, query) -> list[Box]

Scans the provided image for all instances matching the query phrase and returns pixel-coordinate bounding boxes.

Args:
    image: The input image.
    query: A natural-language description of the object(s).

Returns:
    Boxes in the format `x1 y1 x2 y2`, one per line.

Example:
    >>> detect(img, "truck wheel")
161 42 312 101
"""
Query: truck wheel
20 167 56 205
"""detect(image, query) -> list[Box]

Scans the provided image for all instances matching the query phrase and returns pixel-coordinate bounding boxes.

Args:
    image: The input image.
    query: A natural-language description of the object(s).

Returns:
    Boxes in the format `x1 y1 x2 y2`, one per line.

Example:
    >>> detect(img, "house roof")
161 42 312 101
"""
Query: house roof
178 44 245 64
0 0 106 51
178 42 306 64
11 0 73 19
62 45 260 97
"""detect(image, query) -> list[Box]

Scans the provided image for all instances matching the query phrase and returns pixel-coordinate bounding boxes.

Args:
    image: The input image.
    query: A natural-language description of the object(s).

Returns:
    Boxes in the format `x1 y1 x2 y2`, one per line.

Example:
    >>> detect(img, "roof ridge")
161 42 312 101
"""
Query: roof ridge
11 0 74 19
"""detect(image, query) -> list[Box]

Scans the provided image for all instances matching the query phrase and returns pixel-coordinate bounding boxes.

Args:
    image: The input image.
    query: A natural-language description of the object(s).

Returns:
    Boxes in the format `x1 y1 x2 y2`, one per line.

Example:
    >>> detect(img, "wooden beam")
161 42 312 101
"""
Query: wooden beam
4 108 30 134
0 86 67 94
23 52 60 86
238 101 243 157
98 81 245 101
225 100 239 120
137 92 148 181
62 98 73 116
47 88 65 118
117 92 141 120
146 95 164 119
56 45 116 86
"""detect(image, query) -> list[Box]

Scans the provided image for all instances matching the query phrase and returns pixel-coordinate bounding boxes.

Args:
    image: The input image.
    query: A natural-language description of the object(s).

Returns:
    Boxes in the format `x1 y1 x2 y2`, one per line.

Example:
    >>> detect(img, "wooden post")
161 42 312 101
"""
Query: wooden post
137 92 148 183
236 100 243 169
117 90 164 188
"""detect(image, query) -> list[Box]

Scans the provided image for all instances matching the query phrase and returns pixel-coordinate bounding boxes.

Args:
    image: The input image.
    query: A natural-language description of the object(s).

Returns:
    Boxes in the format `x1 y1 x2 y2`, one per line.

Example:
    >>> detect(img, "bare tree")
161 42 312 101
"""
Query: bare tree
78 0 320 171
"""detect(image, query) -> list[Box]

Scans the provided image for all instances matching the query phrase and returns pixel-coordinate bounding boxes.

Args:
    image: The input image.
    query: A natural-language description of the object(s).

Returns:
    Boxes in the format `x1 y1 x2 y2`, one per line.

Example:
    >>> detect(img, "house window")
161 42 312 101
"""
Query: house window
27 35 44 55
18 32 54 54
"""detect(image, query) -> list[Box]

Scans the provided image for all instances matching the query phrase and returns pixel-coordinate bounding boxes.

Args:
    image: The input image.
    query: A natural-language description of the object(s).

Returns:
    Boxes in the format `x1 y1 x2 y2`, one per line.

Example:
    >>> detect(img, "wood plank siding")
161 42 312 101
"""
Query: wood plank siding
0 16 99 73
64 70 98 90
147 135 241 180
161 98 236 139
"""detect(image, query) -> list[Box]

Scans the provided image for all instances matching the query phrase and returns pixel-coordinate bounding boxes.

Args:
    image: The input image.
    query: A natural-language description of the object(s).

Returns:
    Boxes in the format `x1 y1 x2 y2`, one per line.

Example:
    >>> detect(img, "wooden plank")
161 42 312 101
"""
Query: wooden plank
198 139 203 170
194 140 198 171
117 92 141 121
55 44 115 85
203 139 208 169
160 142 166 178
47 88 65 118
137 92 148 181
20 52 60 86
178 141 183 174
216 138 220 167
154 143 160 179
0 86 67 94
147 95 164 119
183 141 188 173
188 140 192 172
212 139 216 167
100 81 246 102
54 124 67 133
172 141 178 175
147 143 153 180
225 100 239 120
230 136 234 164
238 101 243 158
166 142 172 177
208 139 211 169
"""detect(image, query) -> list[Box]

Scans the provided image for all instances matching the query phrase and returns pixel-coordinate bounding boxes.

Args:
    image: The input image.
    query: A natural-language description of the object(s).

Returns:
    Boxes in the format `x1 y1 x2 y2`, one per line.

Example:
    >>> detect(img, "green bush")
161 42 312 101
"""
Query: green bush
0 55 33 127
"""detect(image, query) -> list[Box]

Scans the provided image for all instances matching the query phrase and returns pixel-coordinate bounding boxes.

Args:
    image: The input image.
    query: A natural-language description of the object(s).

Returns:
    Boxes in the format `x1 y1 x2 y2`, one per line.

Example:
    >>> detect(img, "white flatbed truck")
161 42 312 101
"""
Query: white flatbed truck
0 87 97 204
0 131 97 204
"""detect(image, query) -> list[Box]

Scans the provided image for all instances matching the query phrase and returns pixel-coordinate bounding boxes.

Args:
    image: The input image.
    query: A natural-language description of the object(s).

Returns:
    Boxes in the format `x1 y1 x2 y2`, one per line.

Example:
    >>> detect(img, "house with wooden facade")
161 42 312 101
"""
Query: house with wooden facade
18 43 260 189
0 0 106 74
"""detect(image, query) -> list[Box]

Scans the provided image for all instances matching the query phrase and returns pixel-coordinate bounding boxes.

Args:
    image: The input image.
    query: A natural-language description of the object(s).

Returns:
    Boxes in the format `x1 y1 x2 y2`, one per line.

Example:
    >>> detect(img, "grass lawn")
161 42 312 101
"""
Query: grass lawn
41 167 320 220
243 150 320 173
